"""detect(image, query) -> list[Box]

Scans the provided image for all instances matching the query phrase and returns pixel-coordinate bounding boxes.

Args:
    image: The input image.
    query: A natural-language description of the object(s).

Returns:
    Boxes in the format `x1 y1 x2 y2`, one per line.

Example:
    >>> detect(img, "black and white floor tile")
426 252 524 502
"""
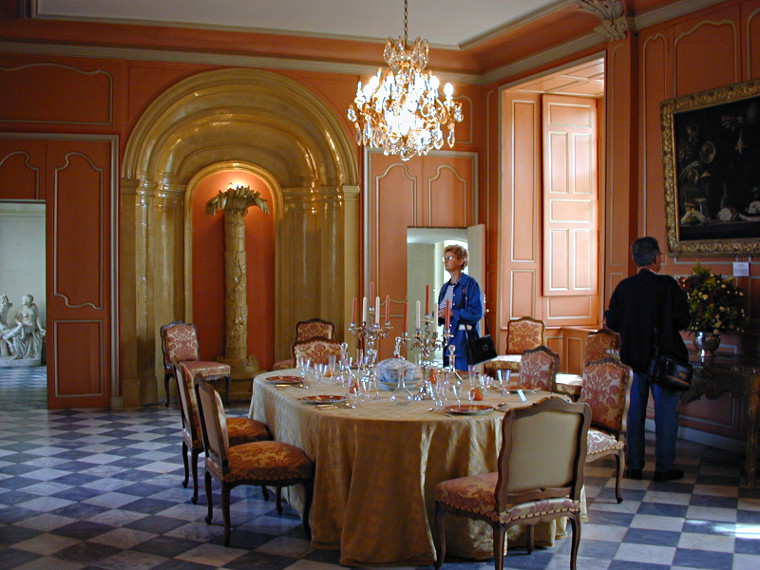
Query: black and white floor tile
2 366 760 569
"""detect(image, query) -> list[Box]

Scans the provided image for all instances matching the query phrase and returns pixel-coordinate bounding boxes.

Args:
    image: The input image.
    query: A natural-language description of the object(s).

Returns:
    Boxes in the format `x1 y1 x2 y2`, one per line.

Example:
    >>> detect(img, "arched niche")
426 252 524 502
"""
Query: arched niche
121 68 359 406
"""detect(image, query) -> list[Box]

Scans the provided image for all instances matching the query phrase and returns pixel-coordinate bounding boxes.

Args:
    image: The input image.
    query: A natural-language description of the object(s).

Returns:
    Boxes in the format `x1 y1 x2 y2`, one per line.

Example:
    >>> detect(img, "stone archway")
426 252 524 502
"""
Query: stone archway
121 68 359 406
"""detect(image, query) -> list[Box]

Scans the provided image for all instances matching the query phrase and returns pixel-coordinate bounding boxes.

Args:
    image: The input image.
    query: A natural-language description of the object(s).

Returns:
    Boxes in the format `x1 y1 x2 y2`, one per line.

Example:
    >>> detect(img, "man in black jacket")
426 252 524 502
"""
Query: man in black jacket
605 237 691 482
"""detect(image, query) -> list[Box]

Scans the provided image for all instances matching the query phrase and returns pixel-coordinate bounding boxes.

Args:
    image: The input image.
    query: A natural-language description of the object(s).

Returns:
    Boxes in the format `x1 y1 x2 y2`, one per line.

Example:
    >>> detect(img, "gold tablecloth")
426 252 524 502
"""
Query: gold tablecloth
249 370 568 566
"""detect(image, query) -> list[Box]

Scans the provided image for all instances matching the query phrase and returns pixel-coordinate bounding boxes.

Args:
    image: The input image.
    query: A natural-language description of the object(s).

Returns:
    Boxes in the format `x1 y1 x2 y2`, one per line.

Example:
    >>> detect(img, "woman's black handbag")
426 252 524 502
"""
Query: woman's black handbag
466 323 497 365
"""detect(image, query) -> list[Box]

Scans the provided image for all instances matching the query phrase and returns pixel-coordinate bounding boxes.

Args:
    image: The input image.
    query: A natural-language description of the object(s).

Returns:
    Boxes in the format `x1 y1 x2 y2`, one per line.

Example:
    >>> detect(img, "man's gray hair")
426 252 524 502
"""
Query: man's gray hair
631 236 661 267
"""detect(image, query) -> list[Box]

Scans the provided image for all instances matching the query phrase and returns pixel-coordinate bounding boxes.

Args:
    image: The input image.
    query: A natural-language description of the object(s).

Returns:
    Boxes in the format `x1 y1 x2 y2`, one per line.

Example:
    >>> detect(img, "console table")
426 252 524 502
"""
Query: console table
681 351 760 486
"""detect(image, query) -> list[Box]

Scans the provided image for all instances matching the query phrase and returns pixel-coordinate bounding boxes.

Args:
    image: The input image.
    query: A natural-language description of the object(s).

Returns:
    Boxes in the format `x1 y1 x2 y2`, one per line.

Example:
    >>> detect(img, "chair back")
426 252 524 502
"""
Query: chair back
496 397 590 510
161 321 200 368
292 336 343 364
580 358 633 435
585 328 621 366
519 345 559 391
175 363 201 442
506 317 545 355
296 318 335 342
195 380 230 470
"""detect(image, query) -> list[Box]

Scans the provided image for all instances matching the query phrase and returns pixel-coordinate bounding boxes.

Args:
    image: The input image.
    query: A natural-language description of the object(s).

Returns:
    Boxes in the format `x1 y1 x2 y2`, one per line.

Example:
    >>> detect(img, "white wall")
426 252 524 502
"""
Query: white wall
0 203 46 325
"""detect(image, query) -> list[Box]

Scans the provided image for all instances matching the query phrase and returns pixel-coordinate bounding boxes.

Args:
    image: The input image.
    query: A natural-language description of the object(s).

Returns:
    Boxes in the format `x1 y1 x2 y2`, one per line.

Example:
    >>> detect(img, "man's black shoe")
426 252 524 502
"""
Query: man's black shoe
653 469 684 482
624 469 642 480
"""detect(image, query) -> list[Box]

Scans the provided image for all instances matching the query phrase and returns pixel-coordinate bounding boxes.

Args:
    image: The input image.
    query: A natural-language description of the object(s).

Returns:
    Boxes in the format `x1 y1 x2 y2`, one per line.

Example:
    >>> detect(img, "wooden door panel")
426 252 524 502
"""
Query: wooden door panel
0 140 47 200
47 140 112 408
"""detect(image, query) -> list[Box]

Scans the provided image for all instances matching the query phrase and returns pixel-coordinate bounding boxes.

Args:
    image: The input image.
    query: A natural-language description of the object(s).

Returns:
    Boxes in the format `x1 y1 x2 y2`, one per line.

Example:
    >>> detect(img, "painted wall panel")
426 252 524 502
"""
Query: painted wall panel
0 62 113 125
54 321 102 396
0 141 46 200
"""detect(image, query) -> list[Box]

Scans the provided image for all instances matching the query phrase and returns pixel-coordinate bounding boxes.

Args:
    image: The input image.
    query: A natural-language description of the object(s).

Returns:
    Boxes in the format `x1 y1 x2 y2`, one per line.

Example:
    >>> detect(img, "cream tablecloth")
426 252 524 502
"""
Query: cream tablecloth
249 369 569 566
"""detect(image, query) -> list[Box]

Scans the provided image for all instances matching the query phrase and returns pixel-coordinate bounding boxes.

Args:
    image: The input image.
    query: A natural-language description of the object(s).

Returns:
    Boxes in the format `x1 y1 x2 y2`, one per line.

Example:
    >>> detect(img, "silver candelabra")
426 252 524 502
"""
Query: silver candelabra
408 312 453 400
348 305 392 366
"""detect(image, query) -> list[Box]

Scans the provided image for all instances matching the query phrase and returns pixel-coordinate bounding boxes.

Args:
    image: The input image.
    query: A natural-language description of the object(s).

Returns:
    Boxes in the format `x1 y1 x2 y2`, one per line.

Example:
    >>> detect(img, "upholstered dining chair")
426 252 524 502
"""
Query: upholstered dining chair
554 328 622 401
195 380 314 546
272 318 337 370
585 328 621 366
291 336 343 365
484 317 546 378
161 321 231 407
434 397 591 570
579 357 633 503
517 345 559 392
174 363 271 504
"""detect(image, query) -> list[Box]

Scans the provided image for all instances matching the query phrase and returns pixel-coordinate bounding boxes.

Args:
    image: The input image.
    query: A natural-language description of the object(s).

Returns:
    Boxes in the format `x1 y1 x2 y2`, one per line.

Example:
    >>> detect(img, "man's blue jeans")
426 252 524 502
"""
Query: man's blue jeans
626 372 680 472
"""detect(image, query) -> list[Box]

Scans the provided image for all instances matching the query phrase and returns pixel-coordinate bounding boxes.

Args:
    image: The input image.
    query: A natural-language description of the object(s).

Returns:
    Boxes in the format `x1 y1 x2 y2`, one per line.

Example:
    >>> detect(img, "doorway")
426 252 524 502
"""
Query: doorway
0 201 47 408
499 56 605 337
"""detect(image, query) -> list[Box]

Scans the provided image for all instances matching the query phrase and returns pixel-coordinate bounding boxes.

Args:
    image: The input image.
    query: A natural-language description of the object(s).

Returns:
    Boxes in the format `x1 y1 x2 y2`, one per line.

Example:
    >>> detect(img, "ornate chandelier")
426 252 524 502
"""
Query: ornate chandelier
347 0 463 161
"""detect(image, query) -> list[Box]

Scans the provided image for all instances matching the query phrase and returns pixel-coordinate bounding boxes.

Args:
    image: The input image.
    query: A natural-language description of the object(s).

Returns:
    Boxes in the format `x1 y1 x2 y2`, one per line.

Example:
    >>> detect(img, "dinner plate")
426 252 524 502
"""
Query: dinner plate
444 404 495 416
265 375 302 384
300 394 346 404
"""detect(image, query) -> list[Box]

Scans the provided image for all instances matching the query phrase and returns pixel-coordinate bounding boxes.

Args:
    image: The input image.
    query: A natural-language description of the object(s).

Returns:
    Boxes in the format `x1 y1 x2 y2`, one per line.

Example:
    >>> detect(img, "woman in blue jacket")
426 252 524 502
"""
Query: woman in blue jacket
437 245 483 371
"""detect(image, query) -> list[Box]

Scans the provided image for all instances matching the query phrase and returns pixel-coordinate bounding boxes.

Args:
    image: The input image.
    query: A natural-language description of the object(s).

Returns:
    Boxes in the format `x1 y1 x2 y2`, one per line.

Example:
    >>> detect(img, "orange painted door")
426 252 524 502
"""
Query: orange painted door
46 140 113 408
542 95 598 298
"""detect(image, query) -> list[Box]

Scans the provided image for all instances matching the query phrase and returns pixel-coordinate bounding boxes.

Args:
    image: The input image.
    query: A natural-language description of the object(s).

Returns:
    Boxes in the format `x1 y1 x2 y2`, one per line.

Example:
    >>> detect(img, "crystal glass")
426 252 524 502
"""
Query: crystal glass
297 356 311 379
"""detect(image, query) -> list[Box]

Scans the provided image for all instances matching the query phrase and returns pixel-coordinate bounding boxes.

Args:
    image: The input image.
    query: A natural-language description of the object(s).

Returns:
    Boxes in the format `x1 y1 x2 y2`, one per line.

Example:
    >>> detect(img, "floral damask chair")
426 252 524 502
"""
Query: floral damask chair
292 336 343 365
195 380 314 546
554 328 622 401
579 357 633 503
518 345 559 392
161 321 230 407
273 318 336 370
484 316 546 378
585 328 621 365
175 363 271 504
434 397 591 570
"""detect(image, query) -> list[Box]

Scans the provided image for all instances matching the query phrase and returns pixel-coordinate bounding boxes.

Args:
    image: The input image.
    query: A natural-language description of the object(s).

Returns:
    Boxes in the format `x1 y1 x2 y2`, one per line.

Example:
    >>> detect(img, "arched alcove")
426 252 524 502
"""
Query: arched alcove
121 68 359 406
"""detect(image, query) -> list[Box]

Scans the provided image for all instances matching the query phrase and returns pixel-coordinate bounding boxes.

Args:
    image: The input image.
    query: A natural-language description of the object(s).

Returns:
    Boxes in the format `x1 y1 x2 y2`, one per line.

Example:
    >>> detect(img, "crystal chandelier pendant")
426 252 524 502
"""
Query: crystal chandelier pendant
347 1 463 161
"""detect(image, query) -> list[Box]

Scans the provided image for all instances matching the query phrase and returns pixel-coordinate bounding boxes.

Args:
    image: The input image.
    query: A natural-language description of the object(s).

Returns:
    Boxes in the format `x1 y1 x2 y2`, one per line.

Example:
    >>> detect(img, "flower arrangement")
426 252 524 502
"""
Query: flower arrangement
678 263 748 335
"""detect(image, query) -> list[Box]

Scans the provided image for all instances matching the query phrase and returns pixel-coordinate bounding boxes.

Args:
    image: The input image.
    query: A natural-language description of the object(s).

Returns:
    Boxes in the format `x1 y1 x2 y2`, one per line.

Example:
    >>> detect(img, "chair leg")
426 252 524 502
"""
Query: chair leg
181 441 189 488
261 485 270 500
433 504 447 569
224 375 231 406
302 479 313 540
569 515 580 570
493 525 506 570
615 452 624 503
204 471 213 524
527 525 535 554
165 373 173 407
222 483 232 546
275 486 283 514
190 448 201 504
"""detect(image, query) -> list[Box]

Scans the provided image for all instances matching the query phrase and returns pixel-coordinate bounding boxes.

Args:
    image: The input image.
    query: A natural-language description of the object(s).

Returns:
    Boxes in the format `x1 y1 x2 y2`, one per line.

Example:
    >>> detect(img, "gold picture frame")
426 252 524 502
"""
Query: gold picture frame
661 78 760 256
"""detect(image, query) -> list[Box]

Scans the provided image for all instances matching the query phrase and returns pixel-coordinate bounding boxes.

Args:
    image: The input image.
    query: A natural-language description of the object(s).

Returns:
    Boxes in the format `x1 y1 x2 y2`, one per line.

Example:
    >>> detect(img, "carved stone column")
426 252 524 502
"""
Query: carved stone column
206 185 270 379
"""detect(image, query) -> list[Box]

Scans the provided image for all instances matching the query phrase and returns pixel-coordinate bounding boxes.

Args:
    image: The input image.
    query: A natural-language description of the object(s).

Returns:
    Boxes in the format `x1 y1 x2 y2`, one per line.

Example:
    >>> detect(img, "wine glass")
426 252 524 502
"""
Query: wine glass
297 356 311 380
451 378 463 405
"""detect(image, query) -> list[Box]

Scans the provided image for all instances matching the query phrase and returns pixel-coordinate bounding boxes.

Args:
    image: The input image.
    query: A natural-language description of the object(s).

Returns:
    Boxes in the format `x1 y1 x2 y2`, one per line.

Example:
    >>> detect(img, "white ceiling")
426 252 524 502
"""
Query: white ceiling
34 0 566 49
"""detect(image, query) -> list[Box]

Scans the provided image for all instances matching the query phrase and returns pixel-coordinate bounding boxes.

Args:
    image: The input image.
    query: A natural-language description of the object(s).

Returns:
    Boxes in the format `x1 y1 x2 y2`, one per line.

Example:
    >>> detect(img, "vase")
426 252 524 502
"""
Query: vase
694 331 721 357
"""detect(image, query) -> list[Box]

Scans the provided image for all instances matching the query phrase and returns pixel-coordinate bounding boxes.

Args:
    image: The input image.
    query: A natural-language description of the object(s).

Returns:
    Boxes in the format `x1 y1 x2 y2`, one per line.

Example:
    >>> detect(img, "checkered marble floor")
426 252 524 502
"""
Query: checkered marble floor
2 368 760 569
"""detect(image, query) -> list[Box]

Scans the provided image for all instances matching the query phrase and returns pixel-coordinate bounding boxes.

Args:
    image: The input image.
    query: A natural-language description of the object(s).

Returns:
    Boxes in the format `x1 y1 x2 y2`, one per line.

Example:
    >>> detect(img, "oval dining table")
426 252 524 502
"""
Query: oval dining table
248 369 571 566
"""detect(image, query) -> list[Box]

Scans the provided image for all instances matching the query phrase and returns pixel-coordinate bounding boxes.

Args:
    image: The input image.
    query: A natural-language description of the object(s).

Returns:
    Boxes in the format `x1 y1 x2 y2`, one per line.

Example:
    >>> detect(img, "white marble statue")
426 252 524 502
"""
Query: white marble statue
0 294 13 357
3 294 46 361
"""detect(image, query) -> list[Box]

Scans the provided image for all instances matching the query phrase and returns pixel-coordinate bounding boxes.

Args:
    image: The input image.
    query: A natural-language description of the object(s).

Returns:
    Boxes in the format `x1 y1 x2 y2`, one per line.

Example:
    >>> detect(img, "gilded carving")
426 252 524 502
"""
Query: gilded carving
575 0 632 42
207 185 270 378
